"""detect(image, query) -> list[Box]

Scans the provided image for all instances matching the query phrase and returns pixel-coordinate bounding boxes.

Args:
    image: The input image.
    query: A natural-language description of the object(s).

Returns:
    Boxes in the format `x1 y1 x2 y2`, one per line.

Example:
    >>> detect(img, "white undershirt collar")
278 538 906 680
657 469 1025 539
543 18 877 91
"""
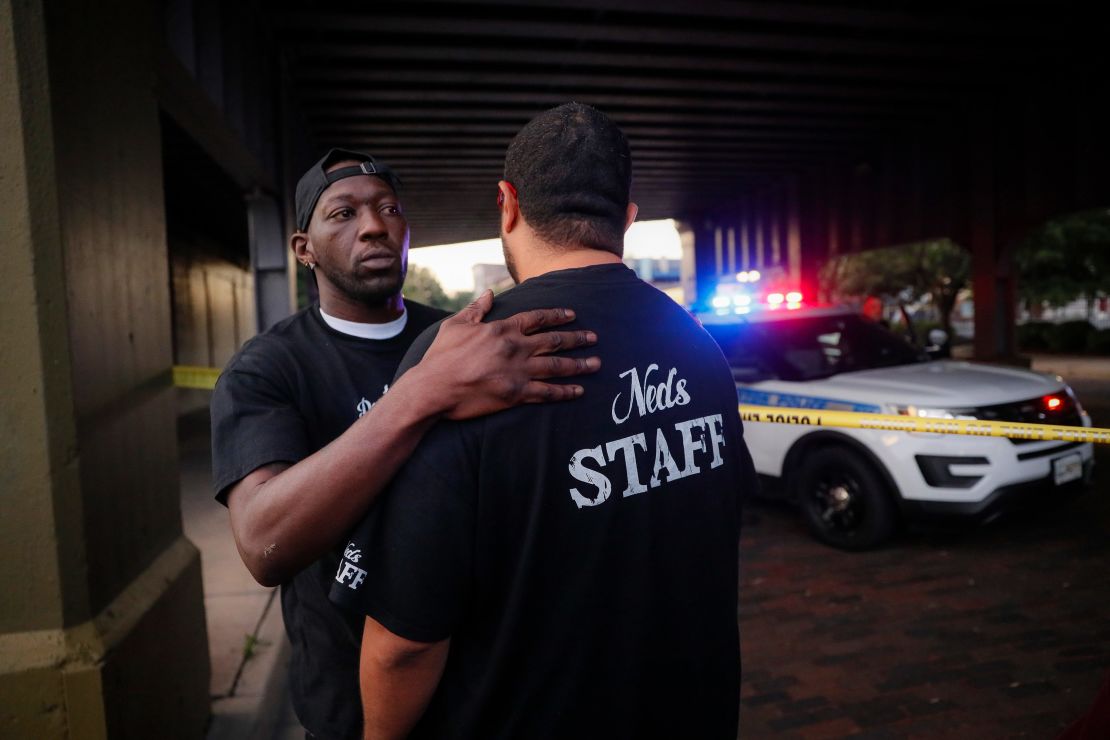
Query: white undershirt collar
319 306 408 340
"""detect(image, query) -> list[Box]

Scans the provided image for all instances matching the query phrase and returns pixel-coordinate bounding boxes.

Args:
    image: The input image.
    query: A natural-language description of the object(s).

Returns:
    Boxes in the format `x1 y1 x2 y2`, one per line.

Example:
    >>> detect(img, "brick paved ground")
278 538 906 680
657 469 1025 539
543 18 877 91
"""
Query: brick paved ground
737 377 1110 739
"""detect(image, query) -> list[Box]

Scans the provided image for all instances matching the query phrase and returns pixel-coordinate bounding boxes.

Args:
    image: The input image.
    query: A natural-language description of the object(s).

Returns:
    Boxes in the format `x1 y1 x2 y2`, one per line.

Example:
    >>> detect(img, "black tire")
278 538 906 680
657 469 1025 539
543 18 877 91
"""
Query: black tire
794 446 896 550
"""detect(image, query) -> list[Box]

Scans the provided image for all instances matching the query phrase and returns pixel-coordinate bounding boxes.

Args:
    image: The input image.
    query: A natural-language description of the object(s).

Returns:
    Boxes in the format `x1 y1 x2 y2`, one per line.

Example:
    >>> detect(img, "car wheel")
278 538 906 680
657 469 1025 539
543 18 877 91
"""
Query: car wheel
794 446 896 550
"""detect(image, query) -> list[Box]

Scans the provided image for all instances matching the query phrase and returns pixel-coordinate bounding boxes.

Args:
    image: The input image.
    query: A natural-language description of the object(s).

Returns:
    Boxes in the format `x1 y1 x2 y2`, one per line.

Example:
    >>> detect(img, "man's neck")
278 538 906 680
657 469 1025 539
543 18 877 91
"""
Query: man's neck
514 246 623 283
318 288 405 324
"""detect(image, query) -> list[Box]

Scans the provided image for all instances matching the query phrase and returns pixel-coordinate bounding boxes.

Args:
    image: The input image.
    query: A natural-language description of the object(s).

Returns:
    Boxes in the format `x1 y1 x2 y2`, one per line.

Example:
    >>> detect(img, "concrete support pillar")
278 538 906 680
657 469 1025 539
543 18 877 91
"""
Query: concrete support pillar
969 112 1017 361
769 190 783 266
248 191 292 332
678 217 722 312
785 178 803 290
826 164 845 260
849 169 865 252
793 177 824 301
713 222 724 276
970 238 1018 360
738 213 751 270
725 225 737 276
753 198 766 267
677 220 694 308
0 0 209 737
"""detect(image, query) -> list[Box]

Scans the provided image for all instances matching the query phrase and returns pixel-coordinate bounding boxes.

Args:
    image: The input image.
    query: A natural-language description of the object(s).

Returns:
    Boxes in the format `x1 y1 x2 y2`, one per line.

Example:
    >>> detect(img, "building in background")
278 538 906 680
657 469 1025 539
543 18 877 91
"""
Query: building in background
471 263 513 295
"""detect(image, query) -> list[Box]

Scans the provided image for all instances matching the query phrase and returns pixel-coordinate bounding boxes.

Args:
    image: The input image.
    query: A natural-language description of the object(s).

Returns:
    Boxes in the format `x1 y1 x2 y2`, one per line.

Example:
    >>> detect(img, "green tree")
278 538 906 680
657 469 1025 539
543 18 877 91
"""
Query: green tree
820 239 970 337
403 264 472 312
1016 209 1110 313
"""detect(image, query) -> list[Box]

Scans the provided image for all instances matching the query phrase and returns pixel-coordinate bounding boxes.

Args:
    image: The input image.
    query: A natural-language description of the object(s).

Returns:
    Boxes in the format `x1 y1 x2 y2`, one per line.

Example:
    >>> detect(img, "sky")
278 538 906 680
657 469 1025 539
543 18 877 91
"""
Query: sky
408 219 683 295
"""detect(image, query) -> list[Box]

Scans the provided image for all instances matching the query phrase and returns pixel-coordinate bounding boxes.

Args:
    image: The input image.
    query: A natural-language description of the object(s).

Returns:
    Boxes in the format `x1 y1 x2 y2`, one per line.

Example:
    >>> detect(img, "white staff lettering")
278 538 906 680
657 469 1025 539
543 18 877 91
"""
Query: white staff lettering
568 412 729 508
568 446 612 509
674 417 709 478
335 559 367 590
605 433 648 497
649 426 683 487
704 414 726 469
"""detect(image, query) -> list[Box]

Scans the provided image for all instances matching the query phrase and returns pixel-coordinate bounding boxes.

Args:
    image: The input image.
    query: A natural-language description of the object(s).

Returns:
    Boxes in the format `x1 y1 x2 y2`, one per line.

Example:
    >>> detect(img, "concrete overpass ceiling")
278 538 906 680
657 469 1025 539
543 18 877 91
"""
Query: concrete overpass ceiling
264 1 1096 247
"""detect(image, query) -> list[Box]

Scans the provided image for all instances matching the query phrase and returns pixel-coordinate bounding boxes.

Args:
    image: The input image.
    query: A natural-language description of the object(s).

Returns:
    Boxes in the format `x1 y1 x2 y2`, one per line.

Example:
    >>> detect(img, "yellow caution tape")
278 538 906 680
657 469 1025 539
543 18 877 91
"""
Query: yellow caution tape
171 366 1107 446
173 365 221 391
739 405 1110 446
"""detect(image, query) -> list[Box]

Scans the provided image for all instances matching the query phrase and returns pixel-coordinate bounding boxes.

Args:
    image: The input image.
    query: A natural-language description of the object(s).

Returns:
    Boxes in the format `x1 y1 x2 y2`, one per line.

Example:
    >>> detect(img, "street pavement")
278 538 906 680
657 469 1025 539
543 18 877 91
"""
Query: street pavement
178 355 1108 739
737 357 1110 738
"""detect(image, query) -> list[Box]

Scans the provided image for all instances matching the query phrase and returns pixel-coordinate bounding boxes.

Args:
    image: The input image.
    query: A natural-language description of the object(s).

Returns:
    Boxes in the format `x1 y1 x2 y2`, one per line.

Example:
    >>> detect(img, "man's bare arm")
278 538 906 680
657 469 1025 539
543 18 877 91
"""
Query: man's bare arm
226 291 599 586
359 617 449 740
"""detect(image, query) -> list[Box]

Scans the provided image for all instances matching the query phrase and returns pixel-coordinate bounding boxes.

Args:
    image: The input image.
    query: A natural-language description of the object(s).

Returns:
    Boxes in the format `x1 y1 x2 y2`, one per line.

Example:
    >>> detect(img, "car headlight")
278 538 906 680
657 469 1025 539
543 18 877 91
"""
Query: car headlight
890 404 978 420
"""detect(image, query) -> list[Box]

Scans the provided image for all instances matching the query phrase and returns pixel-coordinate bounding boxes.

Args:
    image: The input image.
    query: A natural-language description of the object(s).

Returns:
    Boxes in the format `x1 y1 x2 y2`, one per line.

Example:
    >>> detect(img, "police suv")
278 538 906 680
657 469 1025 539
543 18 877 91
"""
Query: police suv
700 279 1095 550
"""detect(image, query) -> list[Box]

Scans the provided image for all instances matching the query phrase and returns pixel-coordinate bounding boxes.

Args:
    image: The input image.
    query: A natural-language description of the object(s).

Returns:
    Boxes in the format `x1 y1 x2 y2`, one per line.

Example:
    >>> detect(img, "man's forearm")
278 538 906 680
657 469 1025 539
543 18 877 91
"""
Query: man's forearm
360 618 449 740
229 364 445 585
227 297 598 586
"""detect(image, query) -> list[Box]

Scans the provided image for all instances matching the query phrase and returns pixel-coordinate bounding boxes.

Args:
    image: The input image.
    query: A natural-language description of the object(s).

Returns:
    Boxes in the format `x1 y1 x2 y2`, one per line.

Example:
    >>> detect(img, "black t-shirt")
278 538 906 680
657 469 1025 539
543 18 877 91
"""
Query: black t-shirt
330 264 757 739
210 300 448 740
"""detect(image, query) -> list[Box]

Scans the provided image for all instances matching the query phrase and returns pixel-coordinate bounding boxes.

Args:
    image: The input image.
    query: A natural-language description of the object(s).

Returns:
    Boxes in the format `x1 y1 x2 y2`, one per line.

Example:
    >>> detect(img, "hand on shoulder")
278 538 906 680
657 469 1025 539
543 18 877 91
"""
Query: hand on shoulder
415 290 601 420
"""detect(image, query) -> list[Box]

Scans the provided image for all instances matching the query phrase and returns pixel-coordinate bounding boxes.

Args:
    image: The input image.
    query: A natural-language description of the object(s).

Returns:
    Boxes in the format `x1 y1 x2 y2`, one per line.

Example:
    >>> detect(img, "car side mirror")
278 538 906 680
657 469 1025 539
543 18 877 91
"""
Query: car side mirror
925 329 950 359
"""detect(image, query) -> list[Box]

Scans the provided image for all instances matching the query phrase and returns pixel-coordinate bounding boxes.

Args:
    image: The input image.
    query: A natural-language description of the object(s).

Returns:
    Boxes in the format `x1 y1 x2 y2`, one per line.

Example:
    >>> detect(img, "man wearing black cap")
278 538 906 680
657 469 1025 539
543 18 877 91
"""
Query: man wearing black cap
210 148 600 740
332 104 756 738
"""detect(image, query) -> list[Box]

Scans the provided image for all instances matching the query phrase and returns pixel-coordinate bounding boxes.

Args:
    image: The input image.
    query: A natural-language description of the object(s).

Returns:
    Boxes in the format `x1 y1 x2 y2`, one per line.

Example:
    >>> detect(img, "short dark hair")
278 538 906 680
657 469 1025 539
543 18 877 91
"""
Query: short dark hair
504 103 632 255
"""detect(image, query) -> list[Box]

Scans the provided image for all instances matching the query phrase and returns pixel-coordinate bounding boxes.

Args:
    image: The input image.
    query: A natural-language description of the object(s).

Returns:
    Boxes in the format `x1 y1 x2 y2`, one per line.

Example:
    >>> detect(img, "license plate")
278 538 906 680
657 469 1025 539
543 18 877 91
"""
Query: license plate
1053 452 1083 486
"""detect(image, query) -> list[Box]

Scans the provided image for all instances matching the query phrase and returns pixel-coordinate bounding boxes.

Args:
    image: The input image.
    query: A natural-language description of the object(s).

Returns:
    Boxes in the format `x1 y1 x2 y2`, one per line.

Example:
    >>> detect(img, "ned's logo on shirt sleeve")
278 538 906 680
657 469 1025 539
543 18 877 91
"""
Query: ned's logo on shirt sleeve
335 541 367 589
568 363 727 509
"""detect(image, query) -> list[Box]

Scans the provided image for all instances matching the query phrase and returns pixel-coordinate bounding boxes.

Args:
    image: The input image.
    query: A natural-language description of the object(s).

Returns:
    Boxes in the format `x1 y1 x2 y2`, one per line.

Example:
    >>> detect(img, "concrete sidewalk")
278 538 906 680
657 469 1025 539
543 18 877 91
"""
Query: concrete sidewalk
1029 353 1110 382
178 409 299 740
950 346 1109 382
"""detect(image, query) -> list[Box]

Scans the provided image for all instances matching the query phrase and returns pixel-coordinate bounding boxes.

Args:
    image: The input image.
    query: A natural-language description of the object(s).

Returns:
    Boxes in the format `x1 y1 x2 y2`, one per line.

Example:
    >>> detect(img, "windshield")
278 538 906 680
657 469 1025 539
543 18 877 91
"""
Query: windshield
705 313 928 382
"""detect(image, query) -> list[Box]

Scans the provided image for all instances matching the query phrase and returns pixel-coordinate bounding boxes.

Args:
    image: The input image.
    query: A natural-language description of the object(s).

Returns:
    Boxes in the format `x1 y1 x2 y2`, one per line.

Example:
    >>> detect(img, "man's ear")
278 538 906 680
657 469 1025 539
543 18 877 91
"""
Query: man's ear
290 232 313 266
624 202 639 233
498 181 519 235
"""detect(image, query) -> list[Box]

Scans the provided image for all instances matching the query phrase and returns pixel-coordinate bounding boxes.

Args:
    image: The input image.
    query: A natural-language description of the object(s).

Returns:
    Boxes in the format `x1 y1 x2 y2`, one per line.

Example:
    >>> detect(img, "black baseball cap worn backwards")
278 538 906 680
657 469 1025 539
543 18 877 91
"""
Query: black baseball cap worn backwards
294 148 401 231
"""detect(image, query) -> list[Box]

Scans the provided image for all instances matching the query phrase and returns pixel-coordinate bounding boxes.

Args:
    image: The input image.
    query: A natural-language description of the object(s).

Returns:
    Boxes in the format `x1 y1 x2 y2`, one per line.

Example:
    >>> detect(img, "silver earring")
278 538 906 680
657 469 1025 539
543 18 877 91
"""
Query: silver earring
305 261 315 271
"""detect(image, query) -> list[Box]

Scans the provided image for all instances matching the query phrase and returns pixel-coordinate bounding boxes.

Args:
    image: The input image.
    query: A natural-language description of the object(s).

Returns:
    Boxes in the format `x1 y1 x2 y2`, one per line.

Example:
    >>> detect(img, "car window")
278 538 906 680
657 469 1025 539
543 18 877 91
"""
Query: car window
706 313 926 382
703 325 778 382
839 315 928 373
